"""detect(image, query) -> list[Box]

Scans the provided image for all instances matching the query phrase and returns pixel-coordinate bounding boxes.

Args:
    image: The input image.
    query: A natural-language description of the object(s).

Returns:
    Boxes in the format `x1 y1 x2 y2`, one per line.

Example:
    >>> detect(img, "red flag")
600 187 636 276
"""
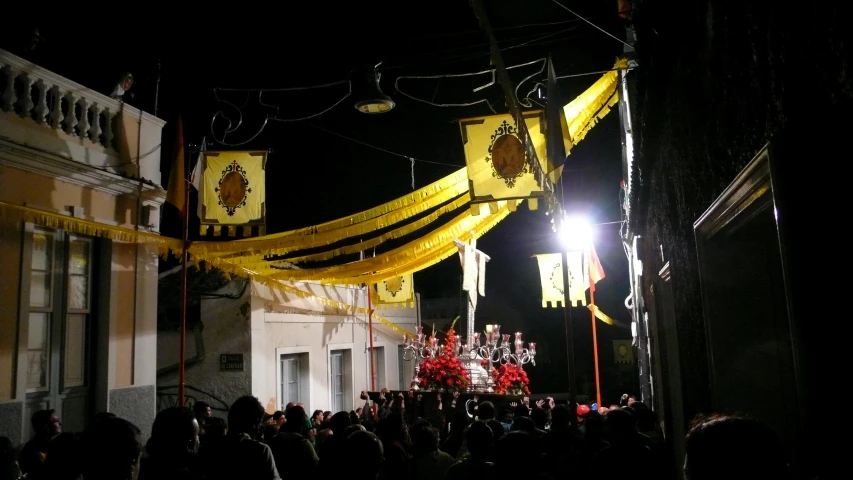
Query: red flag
165 117 187 218
618 0 632 19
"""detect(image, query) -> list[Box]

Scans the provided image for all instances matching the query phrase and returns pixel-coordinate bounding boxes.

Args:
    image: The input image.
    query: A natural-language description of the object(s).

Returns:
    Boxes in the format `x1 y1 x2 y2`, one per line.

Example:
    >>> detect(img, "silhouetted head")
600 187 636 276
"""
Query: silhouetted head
412 425 440 454
80 417 143 480
283 406 308 433
451 409 469 433
45 432 82 480
511 416 535 433
148 407 199 459
330 411 352 435
514 403 530 418
31 409 62 439
550 405 571 431
228 396 265 436
530 407 548 429
684 414 790 480
584 410 604 438
343 424 366 438
465 420 494 460
193 401 212 421
486 419 505 443
345 431 384 480
603 408 637 443
478 401 496 420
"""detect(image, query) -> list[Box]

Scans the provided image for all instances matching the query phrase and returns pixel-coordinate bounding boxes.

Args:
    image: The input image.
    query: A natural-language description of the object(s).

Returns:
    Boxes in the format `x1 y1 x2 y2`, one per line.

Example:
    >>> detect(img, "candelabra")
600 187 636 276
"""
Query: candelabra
471 324 537 368
402 324 537 393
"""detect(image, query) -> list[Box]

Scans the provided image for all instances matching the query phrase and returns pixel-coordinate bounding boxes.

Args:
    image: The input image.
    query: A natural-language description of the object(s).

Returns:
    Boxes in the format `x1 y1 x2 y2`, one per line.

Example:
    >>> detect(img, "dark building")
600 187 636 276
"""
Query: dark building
622 1 847 478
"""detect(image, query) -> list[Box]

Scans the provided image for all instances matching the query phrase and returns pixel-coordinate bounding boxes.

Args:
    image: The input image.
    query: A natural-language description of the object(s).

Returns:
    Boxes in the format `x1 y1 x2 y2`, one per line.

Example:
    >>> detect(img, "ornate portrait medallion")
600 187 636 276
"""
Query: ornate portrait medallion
215 160 253 216
486 120 529 188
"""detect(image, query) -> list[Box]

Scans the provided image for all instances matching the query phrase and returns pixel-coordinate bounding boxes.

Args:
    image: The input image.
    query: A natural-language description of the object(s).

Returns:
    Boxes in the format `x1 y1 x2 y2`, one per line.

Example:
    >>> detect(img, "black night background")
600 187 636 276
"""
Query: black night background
1 1 635 400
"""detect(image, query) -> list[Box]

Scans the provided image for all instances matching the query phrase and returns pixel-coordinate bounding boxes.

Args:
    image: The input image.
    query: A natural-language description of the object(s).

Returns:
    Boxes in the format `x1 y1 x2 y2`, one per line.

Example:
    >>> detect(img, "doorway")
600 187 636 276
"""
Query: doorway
22 227 97 437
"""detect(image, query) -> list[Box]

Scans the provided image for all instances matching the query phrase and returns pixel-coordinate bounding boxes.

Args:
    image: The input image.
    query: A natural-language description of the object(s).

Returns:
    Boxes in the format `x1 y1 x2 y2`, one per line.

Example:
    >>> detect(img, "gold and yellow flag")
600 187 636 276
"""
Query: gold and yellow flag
373 274 414 309
535 251 588 308
201 151 266 225
459 111 548 209
613 339 634 364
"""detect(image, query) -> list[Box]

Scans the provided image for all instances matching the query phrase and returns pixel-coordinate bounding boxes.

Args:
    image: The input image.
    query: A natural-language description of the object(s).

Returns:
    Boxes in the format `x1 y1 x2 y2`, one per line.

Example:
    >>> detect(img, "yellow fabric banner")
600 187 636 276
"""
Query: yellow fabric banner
0 201 183 254
613 339 634 364
563 58 627 152
535 251 588 308
202 151 266 225
208 200 515 285
459 111 548 204
374 273 414 309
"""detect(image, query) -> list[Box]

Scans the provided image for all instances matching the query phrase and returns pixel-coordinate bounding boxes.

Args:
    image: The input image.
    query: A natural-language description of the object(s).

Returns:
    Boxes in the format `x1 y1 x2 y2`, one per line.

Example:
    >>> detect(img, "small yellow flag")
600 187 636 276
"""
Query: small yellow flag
202 151 266 225
373 274 414 309
535 251 588 308
613 339 634 364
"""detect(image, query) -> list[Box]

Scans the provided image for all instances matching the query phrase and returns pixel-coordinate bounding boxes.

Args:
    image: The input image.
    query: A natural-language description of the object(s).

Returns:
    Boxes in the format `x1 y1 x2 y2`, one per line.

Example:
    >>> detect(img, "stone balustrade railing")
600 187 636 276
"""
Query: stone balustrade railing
0 49 165 186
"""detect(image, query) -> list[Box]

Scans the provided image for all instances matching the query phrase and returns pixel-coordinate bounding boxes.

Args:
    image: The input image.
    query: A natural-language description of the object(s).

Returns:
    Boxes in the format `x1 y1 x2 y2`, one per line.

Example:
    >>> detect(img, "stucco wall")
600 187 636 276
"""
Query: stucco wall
157 279 252 416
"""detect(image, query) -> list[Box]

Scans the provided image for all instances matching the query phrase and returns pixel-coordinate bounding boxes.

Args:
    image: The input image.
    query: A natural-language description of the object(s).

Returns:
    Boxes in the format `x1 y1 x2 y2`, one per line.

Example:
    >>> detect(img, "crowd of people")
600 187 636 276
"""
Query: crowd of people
0 390 792 480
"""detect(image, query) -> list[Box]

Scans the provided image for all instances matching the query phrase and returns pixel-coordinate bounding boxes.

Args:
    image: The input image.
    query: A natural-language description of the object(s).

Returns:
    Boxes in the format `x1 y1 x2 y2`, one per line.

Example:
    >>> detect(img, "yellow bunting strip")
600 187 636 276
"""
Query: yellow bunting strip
588 303 630 329
249 194 470 266
262 202 514 283
250 273 416 338
191 176 470 258
563 58 628 151
0 201 183 253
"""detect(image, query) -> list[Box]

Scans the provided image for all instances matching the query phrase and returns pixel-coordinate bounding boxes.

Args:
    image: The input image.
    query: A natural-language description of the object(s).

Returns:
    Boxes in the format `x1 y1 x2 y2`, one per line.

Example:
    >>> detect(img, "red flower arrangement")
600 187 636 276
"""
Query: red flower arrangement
416 325 470 392
491 363 531 395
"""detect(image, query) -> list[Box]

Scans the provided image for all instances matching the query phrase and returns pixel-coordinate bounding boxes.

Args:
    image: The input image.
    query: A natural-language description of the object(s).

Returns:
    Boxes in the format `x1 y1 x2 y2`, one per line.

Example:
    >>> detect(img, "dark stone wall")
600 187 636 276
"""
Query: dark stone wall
630 0 850 472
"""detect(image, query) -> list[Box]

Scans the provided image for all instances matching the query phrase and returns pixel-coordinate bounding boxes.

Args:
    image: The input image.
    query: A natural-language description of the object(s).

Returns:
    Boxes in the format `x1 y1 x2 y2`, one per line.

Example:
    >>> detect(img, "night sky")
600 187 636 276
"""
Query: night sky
2 1 635 398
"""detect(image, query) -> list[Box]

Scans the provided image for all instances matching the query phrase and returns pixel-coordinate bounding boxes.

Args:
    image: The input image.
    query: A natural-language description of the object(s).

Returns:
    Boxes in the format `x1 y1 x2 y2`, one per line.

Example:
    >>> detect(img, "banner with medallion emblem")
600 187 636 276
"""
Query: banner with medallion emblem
458 111 548 213
201 151 267 231
534 252 588 308
373 273 414 309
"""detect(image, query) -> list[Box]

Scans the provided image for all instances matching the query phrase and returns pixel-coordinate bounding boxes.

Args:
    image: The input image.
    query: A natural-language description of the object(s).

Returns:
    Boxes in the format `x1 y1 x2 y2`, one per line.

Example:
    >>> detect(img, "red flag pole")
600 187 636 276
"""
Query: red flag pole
589 251 602 408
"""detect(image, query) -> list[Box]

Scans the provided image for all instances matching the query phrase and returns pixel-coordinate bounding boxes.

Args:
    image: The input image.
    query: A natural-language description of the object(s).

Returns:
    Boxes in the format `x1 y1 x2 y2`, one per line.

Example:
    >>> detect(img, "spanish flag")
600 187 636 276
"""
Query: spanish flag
165 117 187 218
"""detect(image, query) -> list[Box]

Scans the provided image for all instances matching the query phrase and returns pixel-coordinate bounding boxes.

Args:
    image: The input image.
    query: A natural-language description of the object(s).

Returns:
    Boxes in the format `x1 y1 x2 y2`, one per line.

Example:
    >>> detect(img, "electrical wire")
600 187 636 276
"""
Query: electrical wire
550 0 632 49
305 123 464 168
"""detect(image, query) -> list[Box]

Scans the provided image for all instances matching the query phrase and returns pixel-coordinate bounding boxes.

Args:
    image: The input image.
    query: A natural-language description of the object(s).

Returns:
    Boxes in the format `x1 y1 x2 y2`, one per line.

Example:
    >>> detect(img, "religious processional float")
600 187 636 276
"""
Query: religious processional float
401 237 536 395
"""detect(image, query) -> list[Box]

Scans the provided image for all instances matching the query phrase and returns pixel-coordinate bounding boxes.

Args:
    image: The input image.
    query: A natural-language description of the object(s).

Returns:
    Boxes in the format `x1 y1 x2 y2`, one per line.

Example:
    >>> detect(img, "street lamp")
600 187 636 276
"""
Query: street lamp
559 215 593 251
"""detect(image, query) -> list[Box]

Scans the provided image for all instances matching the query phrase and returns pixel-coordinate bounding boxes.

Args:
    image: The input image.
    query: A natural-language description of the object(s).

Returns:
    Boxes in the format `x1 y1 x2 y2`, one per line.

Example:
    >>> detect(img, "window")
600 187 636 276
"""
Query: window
369 346 385 390
330 352 344 412
24 228 96 436
329 348 352 412
280 354 302 408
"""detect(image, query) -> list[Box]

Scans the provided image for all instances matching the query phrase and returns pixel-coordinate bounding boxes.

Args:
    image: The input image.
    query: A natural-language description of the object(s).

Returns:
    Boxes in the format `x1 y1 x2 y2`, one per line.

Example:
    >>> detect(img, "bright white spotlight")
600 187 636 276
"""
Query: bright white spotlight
559 216 593 251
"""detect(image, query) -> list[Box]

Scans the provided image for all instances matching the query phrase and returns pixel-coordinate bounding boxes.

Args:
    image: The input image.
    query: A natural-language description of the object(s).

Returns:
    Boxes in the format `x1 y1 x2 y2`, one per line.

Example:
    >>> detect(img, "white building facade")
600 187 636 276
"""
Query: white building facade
157 278 417 416
0 49 166 442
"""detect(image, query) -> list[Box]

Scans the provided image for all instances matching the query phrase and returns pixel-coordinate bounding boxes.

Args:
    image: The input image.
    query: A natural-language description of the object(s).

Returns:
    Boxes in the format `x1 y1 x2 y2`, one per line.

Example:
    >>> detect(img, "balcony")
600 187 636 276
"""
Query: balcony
0 48 166 194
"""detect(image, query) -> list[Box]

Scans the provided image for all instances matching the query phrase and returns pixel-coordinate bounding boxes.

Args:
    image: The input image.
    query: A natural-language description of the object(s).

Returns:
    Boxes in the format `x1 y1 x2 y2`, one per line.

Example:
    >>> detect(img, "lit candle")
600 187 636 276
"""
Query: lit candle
515 332 523 343
485 325 494 334
416 326 423 335
515 339 523 353
472 334 480 347
529 343 537 355
502 334 510 346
